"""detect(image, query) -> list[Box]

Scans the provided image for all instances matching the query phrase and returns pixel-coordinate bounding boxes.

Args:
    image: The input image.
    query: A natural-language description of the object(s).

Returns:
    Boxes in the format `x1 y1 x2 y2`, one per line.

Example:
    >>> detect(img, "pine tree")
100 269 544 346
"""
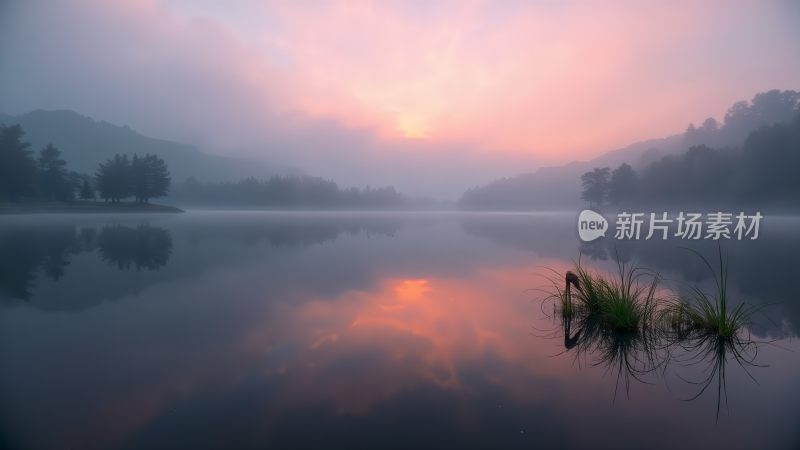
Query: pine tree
580 167 610 208
0 124 37 201
79 177 95 200
37 144 72 201
131 154 171 203
608 163 639 206
95 154 132 203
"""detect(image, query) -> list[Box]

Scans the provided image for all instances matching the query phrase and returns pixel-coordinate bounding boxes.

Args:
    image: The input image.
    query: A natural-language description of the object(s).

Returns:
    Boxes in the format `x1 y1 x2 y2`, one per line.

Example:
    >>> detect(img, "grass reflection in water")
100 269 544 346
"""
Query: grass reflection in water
535 247 778 418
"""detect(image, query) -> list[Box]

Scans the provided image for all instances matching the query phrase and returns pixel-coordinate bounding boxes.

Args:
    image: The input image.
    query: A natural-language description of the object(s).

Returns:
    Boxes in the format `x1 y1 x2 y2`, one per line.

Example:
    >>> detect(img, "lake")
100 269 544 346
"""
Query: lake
1 211 798 449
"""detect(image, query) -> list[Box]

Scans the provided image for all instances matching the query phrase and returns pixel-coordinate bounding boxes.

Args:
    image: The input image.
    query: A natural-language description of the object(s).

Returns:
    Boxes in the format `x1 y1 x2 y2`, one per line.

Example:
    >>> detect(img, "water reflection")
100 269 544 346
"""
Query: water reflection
98 225 172 271
0 225 84 300
0 212 797 449
554 295 768 417
462 213 800 336
559 315 663 401
0 214 401 306
666 326 765 420
0 223 173 301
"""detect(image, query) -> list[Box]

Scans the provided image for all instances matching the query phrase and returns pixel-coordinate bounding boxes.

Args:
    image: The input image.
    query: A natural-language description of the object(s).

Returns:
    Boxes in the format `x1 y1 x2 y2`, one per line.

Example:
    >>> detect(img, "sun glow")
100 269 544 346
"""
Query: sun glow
396 115 430 139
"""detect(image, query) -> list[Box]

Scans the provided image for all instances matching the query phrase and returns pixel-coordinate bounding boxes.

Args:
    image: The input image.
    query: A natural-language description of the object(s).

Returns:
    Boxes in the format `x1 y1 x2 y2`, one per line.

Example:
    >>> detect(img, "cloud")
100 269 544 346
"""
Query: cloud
1 0 799 197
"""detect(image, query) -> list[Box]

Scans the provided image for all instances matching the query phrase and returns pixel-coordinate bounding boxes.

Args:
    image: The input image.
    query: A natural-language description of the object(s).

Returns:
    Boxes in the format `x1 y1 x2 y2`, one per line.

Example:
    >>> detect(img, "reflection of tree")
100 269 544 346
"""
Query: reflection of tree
0 223 173 301
97 225 172 271
78 226 97 252
0 226 80 300
1 216 393 306
39 227 82 280
578 241 608 261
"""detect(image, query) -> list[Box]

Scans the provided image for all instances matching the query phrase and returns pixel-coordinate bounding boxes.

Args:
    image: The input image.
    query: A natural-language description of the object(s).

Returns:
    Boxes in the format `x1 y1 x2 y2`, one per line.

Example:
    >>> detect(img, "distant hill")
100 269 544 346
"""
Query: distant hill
459 134 684 210
460 89 799 210
0 110 288 183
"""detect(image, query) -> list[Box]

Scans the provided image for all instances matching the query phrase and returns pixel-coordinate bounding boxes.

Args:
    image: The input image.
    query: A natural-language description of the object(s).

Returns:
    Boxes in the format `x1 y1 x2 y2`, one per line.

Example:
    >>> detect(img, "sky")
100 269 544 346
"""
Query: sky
1 0 799 198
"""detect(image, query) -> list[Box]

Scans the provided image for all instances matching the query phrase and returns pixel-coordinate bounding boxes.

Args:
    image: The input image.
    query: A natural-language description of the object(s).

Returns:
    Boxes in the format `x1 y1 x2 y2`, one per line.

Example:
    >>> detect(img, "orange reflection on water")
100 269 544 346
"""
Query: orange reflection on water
278 262 575 414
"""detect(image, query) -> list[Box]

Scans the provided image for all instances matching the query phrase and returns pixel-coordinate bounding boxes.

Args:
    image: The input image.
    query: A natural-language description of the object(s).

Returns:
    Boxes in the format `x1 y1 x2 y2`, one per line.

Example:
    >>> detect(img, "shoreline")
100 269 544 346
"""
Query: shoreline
0 201 184 214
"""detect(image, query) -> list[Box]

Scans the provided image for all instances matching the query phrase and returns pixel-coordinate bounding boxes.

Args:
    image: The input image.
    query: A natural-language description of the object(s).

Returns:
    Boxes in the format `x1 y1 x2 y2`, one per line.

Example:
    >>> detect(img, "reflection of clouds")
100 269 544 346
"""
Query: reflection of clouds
462 214 800 336
241 267 563 417
4 214 800 449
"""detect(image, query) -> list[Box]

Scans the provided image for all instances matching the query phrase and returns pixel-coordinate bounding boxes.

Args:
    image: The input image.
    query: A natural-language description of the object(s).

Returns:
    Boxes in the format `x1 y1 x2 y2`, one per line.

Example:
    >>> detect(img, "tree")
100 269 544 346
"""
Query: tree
131 154 145 203
36 144 72 201
79 176 95 200
723 90 800 143
169 174 403 208
608 163 639 206
741 113 800 204
95 154 132 203
0 124 37 201
131 154 171 203
580 167 610 208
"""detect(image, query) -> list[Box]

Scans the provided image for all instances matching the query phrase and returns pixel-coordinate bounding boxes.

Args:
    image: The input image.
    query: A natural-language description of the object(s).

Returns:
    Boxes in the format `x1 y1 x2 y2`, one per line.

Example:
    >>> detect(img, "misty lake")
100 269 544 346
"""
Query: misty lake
1 211 799 449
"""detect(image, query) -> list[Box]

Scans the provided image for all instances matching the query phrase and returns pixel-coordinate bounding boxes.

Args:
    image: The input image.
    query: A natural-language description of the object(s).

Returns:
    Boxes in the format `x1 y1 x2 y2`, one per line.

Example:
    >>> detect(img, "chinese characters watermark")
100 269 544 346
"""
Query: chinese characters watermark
578 210 762 242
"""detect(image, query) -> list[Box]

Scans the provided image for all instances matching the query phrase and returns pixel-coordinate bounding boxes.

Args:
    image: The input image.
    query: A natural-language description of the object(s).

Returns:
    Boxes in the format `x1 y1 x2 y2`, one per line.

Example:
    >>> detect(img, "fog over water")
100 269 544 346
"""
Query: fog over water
1 212 798 449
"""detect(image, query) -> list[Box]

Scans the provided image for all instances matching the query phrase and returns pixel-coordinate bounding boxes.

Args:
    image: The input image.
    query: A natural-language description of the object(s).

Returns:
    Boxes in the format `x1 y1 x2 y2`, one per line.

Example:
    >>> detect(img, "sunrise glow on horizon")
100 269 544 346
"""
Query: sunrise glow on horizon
2 0 799 196
156 0 800 158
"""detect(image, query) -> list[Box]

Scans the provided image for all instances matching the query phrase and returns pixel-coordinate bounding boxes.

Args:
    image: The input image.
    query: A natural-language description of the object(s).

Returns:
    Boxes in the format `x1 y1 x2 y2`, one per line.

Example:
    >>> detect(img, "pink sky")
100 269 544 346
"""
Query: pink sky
1 0 799 196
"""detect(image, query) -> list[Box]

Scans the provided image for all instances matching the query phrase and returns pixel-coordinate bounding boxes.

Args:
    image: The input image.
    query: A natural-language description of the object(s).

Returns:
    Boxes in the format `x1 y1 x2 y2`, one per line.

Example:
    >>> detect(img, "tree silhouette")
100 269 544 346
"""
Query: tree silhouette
1 125 174 206
608 163 639 206
79 176 95 200
584 110 800 208
0 124 37 201
580 167 610 208
36 144 72 201
95 154 132 203
683 89 800 147
131 154 171 203
171 174 403 208
741 113 800 205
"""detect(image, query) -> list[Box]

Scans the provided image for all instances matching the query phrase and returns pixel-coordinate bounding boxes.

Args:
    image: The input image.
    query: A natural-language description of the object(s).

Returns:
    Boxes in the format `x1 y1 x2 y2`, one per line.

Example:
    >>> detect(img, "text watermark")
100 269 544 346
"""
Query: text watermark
578 211 762 242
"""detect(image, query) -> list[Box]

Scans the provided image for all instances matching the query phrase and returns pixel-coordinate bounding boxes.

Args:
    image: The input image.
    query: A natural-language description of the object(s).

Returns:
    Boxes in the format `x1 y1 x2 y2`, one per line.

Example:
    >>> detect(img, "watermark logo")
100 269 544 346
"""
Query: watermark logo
577 210 762 242
578 209 608 242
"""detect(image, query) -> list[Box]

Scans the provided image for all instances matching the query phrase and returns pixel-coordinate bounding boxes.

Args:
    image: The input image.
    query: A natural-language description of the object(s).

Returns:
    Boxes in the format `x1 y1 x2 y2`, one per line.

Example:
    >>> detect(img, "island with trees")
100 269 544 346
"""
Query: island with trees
0 121 439 212
0 123 179 213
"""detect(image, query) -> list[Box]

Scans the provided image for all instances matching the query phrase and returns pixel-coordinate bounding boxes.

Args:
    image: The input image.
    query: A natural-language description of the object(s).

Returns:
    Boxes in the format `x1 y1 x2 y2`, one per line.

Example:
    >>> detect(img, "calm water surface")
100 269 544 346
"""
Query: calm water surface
1 211 798 449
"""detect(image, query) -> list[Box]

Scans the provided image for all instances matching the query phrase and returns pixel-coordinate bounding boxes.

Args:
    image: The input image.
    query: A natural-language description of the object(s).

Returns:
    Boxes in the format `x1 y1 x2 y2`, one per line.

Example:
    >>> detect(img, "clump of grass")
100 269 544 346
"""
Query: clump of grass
568 264 606 315
596 259 659 332
542 257 660 333
536 247 772 415
661 246 760 339
541 245 764 339
545 263 603 318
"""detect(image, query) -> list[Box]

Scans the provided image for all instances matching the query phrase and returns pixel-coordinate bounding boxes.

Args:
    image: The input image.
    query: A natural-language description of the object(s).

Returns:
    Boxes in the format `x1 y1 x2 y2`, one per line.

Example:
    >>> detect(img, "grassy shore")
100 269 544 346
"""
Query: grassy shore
0 201 184 214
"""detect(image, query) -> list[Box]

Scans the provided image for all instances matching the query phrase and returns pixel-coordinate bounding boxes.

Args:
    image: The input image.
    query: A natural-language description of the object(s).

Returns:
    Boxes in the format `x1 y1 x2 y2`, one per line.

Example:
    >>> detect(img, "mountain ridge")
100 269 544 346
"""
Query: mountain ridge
0 109 290 183
460 89 800 210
